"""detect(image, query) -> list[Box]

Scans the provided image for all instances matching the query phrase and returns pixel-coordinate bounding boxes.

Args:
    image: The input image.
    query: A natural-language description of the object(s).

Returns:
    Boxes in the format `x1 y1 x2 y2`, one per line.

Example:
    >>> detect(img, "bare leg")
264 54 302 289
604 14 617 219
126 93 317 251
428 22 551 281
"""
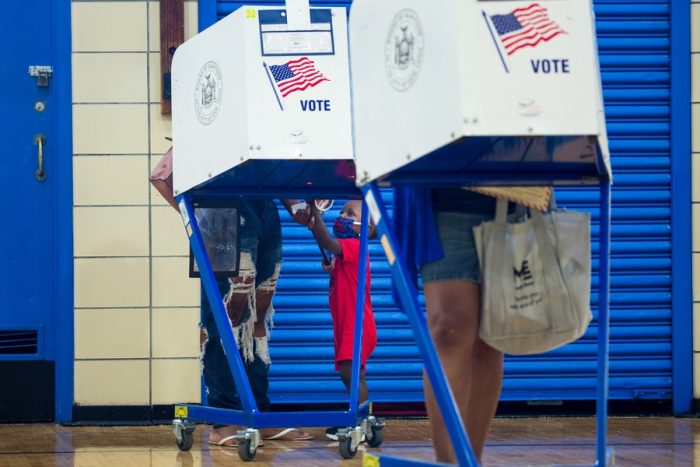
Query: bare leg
225 276 254 326
253 289 273 337
209 271 255 447
338 360 368 403
422 280 503 463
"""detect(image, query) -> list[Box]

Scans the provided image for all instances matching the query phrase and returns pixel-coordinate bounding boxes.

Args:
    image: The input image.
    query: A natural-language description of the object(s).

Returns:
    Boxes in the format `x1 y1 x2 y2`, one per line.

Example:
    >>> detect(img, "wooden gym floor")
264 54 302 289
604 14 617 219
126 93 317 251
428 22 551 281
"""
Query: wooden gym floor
0 417 697 466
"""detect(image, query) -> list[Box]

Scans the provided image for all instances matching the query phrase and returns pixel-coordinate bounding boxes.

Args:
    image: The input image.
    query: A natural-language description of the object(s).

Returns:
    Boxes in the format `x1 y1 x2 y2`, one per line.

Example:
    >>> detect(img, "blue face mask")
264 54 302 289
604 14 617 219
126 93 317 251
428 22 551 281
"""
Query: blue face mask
333 216 360 239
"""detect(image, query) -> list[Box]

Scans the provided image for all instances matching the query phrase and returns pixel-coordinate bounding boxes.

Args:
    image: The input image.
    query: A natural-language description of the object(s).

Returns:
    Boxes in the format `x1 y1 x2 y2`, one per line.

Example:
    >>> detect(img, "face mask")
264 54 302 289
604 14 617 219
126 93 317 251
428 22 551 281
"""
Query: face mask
333 216 360 239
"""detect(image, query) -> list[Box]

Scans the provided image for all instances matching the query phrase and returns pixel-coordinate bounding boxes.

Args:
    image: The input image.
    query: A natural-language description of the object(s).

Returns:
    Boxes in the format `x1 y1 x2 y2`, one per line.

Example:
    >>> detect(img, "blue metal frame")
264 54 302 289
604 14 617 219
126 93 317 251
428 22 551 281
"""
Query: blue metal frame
361 175 612 466
596 183 612 465
363 183 478 467
54 0 74 424
175 189 373 431
669 0 692 415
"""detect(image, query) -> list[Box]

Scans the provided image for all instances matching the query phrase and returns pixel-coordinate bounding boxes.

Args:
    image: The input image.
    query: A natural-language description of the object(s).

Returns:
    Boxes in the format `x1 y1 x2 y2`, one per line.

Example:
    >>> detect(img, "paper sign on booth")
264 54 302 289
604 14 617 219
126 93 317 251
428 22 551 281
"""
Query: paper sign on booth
286 0 311 29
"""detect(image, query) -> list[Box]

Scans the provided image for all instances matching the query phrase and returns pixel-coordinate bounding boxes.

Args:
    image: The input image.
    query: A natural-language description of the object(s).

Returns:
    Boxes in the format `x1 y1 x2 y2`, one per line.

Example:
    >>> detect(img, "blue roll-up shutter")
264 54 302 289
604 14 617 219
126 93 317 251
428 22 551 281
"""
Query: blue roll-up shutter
548 2 673 401
208 1 673 404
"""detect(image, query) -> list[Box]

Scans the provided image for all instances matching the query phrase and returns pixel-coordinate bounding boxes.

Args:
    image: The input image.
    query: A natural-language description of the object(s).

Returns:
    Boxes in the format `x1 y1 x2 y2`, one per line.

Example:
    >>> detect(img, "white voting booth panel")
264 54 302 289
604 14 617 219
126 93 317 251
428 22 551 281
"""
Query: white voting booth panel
349 0 610 184
172 4 353 194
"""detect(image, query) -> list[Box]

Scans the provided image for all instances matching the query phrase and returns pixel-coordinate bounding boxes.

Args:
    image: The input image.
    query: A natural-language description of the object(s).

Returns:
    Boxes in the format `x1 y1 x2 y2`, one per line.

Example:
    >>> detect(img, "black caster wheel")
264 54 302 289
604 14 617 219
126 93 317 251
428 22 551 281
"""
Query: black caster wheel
238 437 257 461
177 429 194 451
338 437 357 459
366 425 384 448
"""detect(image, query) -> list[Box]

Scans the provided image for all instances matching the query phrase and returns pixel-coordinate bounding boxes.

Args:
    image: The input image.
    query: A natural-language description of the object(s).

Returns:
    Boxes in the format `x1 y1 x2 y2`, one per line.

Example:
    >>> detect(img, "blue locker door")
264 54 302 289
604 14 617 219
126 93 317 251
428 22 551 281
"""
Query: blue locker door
0 1 58 420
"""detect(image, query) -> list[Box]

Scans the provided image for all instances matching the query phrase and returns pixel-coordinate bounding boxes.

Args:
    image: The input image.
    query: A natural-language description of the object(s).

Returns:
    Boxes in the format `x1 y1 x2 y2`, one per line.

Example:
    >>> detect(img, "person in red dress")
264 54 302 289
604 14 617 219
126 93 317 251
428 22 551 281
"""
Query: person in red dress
303 200 377 440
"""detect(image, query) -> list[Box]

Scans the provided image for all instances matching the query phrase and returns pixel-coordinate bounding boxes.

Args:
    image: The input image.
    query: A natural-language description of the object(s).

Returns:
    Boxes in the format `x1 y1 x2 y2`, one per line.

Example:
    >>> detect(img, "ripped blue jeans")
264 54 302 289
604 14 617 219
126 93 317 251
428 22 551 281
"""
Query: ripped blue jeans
200 200 282 424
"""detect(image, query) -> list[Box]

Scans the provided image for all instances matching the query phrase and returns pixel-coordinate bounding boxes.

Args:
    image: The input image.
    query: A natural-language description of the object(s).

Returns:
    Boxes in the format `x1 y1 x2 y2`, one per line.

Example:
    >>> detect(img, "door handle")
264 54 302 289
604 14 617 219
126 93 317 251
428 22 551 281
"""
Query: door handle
34 134 47 182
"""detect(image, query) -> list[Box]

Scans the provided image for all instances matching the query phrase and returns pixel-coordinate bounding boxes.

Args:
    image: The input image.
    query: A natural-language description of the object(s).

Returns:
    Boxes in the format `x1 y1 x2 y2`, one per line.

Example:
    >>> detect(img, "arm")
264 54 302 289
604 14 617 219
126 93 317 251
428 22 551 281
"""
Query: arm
280 199 300 217
281 199 317 227
309 212 342 256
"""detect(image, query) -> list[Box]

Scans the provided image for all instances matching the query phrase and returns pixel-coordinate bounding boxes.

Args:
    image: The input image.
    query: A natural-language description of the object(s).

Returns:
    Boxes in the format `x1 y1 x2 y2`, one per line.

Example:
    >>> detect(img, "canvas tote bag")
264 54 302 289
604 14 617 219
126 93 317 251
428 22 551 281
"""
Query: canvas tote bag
473 198 592 355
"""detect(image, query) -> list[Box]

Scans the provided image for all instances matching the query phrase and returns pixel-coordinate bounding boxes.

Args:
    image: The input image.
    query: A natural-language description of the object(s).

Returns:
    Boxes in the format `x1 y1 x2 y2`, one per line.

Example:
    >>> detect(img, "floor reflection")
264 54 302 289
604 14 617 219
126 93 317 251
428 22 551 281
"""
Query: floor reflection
1 418 699 466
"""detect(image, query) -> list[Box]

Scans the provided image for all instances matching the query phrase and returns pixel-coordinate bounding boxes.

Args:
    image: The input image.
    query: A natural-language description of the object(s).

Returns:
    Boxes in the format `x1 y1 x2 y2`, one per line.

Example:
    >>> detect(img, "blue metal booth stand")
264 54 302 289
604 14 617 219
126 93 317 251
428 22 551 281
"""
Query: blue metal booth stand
170 144 613 466
168 2 384 461
356 138 613 467
346 0 614 464
169 1 614 464
171 160 384 462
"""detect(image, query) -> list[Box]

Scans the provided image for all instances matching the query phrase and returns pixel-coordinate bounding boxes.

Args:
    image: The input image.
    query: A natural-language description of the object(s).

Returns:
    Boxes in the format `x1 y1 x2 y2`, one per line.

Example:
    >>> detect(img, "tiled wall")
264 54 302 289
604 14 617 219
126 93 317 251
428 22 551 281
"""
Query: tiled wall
71 0 201 407
693 1 700 398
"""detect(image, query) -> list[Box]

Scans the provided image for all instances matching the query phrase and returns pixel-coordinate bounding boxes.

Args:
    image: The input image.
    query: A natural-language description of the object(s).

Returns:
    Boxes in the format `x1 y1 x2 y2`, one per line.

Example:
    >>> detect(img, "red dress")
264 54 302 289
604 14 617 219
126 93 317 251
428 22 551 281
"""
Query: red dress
329 238 377 370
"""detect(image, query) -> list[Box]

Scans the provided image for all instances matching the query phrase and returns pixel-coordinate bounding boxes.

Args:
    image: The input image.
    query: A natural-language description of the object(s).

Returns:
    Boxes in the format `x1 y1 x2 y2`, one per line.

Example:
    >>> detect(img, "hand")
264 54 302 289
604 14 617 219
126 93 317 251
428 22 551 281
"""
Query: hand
292 205 312 226
322 258 335 274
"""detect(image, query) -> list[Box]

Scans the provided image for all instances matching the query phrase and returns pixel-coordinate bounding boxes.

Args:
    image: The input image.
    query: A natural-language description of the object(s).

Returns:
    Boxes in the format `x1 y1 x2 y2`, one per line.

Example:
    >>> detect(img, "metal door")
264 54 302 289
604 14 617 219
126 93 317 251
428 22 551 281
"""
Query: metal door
0 0 61 421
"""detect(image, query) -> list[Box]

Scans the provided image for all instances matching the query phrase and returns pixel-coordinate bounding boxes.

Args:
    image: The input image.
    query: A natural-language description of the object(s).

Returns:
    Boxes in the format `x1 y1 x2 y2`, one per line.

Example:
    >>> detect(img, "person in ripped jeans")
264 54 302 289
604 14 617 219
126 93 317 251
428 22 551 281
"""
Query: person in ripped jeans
202 199 314 447
149 150 312 446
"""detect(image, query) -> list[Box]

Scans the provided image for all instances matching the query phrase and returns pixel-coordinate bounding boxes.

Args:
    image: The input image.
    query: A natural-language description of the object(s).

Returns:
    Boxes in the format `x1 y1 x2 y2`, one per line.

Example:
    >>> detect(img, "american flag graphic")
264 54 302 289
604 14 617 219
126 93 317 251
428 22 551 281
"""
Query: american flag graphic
269 57 330 98
490 3 565 56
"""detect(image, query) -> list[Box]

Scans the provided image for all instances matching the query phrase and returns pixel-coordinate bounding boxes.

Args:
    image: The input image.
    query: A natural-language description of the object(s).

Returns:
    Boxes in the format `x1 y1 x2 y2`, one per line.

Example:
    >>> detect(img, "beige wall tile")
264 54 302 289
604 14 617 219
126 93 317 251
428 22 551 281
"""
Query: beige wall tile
152 257 200 307
74 207 149 257
73 104 148 154
695 205 700 252
75 309 150 359
152 206 189 256
152 359 201 404
694 5 700 53
149 52 162 104
695 304 700 352
694 155 700 203
75 360 149 405
185 1 200 41
695 353 700 398
152 308 200 358
72 2 148 52
695 254 700 302
693 54 700 103
694 104 700 154
150 105 173 154
74 156 149 206
73 53 148 103
149 1 199 52
75 258 149 308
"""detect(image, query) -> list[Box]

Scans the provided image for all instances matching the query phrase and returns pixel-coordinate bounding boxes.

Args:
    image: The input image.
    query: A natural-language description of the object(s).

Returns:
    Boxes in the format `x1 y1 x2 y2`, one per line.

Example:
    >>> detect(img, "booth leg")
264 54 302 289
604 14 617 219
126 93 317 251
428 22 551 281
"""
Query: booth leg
362 183 479 466
595 183 613 466
175 195 259 415
342 199 386 453
348 200 370 414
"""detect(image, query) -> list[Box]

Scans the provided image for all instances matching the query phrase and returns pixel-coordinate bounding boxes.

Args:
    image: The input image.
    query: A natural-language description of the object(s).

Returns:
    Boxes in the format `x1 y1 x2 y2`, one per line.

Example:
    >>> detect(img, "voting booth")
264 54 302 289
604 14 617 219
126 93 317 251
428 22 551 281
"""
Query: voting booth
171 2 354 196
351 0 610 187
349 0 613 466
169 1 383 462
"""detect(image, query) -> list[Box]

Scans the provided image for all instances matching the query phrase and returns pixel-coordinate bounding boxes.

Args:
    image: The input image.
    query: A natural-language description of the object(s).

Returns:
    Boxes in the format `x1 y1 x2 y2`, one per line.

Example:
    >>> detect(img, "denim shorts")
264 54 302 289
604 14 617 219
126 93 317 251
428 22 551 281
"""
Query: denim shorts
419 212 492 284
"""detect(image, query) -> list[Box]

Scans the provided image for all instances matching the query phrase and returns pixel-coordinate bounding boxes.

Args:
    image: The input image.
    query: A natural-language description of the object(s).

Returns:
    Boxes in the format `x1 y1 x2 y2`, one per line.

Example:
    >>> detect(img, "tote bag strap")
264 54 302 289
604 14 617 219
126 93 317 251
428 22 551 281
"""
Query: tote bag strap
489 199 517 314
